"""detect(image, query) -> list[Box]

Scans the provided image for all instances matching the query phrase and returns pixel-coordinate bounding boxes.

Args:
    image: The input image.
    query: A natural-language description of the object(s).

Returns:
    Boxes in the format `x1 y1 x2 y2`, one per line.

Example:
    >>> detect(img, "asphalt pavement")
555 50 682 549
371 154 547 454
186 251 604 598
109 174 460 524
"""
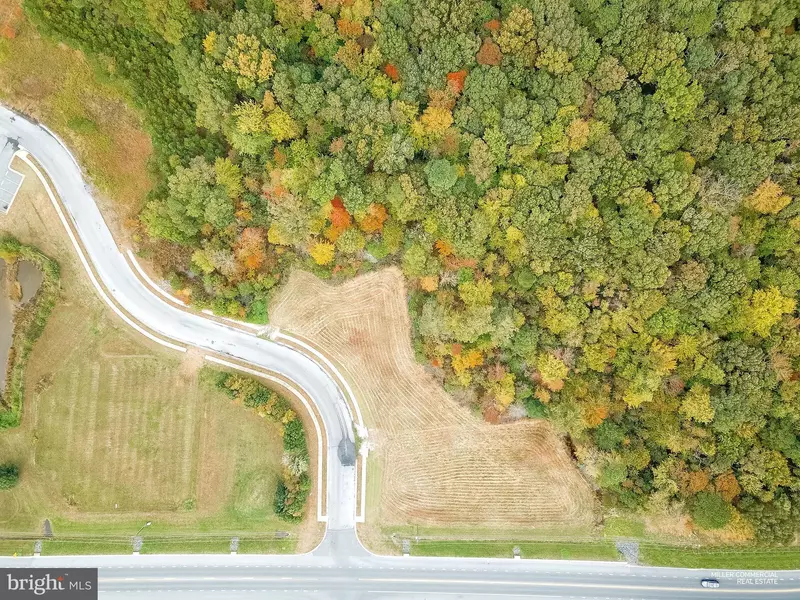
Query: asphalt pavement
0 105 358 532
2 553 798 599
2 104 800 599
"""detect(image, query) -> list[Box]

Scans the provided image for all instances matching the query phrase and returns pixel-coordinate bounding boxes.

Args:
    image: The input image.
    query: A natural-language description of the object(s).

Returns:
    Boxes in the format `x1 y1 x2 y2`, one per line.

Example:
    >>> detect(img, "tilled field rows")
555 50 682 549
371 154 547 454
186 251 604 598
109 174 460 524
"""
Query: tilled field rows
271 267 597 528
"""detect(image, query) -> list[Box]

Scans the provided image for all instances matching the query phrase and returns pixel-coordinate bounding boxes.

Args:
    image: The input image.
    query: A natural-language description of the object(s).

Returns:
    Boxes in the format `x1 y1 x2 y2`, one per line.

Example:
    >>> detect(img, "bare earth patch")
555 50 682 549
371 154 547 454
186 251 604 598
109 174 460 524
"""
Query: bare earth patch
270 268 597 531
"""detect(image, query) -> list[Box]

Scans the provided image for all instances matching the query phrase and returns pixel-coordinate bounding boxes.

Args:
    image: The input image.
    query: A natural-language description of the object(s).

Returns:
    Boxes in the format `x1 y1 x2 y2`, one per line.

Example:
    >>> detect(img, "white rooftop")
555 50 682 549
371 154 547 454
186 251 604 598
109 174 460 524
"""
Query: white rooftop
0 138 23 214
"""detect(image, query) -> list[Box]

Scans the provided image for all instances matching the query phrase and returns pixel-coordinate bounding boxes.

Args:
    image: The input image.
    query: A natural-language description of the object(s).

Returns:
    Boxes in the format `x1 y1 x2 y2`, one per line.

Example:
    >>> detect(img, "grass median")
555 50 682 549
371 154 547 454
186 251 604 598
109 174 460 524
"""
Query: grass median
410 539 620 561
639 546 800 570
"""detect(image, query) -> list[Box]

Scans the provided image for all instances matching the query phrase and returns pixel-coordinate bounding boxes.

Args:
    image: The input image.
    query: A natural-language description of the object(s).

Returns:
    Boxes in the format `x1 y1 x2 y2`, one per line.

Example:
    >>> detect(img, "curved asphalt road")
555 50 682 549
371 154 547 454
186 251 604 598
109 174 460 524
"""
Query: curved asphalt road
2 106 800 598
0 105 357 533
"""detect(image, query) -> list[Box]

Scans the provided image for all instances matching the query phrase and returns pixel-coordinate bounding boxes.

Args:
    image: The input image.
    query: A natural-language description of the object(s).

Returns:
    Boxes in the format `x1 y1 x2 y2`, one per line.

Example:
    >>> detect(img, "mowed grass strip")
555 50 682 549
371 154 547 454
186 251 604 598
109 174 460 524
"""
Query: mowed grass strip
0 535 298 556
639 546 800 570
411 539 620 561
40 540 133 556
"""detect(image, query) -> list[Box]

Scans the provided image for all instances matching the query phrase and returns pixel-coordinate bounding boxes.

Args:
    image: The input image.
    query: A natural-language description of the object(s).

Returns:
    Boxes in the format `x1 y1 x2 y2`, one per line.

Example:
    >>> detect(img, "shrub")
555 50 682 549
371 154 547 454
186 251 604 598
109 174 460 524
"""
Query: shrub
283 419 307 454
0 464 19 490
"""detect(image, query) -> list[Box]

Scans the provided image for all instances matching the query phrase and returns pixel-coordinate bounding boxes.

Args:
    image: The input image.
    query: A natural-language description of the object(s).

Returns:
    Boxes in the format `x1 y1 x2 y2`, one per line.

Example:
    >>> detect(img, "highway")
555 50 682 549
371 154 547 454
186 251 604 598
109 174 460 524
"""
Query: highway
3 553 800 599
2 105 800 598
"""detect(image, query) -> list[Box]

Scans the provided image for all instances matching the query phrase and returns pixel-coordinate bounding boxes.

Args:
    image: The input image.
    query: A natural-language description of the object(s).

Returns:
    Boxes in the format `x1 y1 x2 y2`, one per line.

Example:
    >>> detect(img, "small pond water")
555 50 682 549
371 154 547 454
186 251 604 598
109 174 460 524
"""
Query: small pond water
0 258 43 390
18 260 43 304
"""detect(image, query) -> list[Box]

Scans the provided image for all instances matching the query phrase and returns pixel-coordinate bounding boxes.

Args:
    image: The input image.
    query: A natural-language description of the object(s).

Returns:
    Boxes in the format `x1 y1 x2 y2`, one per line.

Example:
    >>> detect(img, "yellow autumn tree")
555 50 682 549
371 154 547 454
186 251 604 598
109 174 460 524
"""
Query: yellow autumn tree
421 106 454 133
309 241 335 265
566 118 590 151
745 179 792 214
680 384 714 424
452 349 484 374
203 31 217 54
742 287 796 337
267 222 290 246
489 372 516 408
536 352 568 391
267 108 300 142
222 34 276 90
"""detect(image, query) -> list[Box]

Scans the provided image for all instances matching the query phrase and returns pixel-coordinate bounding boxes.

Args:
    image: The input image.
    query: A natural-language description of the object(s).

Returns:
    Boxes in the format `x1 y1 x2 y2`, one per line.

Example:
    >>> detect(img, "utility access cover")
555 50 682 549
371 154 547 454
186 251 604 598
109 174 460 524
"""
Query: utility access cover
338 438 356 466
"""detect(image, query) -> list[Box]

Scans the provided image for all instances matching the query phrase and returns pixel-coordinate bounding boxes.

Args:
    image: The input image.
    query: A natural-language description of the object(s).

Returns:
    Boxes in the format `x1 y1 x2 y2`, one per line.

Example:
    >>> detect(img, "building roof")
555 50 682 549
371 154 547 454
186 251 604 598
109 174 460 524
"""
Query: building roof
0 138 23 214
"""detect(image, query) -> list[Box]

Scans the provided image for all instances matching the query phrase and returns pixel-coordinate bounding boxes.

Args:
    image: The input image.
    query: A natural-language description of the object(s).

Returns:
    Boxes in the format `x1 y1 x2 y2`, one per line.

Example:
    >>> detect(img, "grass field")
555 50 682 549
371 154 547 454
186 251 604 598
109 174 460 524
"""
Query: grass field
0 0 152 227
270 268 597 540
639 546 800 569
410 539 619 560
0 161 320 555
390 534 800 568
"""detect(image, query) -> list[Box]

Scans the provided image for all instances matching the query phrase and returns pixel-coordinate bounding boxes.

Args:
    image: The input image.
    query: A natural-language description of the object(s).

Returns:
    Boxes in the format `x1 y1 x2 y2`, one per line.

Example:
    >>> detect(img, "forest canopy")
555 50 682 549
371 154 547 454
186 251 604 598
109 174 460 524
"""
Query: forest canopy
25 0 800 539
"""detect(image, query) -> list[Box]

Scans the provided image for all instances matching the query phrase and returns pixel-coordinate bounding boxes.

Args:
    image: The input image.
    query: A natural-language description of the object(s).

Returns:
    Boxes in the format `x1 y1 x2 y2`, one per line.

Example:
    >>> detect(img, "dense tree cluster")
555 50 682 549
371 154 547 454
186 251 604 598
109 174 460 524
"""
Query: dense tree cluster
26 0 800 537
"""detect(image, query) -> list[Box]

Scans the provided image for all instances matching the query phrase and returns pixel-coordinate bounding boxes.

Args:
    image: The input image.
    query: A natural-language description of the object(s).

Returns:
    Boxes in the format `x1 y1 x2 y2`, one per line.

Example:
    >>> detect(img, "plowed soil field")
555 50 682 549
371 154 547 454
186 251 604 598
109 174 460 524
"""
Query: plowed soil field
270 268 597 531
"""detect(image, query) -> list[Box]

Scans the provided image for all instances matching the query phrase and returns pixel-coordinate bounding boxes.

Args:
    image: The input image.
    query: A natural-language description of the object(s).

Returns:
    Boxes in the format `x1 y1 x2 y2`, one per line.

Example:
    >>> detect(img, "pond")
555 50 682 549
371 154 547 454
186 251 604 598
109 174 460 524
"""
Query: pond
0 258 43 390
18 260 43 304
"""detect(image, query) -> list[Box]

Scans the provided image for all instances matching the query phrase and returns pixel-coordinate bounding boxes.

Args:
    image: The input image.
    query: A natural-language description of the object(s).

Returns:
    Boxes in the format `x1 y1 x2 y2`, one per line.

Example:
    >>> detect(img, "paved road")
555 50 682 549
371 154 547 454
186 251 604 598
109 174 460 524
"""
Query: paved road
0 105 358 534
3 554 799 599
3 106 800 599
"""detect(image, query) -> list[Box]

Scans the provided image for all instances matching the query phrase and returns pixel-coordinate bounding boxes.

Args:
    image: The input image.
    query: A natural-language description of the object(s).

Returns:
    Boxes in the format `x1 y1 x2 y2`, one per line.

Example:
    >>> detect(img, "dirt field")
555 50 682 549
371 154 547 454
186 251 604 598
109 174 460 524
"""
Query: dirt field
0 162 318 551
270 268 598 533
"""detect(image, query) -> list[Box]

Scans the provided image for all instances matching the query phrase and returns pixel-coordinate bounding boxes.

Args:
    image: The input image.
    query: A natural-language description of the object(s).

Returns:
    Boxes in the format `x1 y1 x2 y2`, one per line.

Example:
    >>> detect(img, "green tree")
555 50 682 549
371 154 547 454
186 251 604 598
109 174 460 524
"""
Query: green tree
424 159 459 197
690 492 732 530
0 464 19 490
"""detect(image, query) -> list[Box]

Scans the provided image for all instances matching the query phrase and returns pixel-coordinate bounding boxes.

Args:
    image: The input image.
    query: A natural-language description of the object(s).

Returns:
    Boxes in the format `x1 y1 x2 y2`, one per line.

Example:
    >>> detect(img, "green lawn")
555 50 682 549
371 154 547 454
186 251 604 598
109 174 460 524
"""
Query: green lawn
640 546 800 569
0 301 305 554
40 540 134 556
411 539 620 561
603 517 646 538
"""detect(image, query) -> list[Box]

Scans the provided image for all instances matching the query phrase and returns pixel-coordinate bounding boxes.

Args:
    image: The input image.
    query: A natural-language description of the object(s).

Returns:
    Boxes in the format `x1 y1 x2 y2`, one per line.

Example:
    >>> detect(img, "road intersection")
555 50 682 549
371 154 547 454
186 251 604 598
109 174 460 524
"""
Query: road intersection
1 105 800 598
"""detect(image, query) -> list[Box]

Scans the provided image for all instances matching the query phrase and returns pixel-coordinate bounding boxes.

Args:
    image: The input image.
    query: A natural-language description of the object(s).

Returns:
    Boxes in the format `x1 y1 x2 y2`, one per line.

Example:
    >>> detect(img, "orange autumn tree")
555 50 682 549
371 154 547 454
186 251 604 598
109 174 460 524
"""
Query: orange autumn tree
336 17 363 39
435 239 454 256
383 63 399 81
329 196 352 228
419 275 438 291
476 37 502 65
325 196 352 241
446 70 467 94
359 203 387 233
235 227 267 271
582 400 610 427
